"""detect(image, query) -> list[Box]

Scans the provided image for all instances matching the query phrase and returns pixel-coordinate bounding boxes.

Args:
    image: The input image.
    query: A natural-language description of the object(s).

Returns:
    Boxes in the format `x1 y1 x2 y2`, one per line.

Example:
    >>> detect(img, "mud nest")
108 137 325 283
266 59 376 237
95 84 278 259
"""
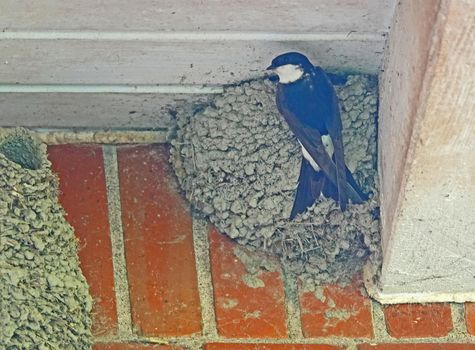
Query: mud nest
0 129 92 349
170 75 381 284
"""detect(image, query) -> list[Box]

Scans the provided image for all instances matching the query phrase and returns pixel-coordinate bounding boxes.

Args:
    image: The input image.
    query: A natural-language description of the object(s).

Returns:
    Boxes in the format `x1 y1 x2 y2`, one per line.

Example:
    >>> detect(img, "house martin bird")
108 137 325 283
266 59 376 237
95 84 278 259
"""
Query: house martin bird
266 52 367 219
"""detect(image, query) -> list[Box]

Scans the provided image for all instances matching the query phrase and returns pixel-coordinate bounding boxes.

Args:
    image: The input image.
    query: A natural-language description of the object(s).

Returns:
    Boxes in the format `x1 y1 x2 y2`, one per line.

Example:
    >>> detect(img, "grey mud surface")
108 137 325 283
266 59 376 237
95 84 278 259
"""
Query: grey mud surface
170 75 381 285
0 128 92 349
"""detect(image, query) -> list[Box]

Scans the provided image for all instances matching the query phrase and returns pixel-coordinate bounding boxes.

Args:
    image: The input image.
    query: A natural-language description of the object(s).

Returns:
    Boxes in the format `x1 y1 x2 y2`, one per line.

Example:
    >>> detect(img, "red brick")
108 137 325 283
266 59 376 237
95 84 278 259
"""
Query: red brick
383 303 452 338
48 145 117 336
358 344 475 350
465 303 475 335
93 344 181 350
205 344 342 350
209 227 288 338
117 145 201 336
299 275 373 338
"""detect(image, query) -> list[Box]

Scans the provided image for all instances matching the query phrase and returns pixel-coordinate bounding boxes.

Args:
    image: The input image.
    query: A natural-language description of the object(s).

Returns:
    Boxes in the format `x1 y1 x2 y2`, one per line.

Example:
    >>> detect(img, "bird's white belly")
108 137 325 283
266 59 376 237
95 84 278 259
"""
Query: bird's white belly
298 134 334 172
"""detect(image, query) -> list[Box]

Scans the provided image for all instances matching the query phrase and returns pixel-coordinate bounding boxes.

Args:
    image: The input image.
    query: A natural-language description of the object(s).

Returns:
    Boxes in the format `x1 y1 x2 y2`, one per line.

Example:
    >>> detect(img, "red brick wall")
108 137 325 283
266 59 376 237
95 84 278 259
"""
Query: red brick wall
47 144 475 349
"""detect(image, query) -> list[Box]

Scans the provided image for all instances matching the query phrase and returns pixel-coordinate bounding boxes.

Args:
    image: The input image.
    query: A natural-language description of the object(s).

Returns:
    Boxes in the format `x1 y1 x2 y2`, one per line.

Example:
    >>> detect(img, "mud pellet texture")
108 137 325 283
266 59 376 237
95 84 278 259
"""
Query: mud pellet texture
170 75 381 284
0 128 92 349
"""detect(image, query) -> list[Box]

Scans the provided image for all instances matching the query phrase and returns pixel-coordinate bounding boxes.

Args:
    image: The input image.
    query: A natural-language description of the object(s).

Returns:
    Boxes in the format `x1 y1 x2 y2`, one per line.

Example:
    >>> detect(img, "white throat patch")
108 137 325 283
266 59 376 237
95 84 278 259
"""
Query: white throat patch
275 64 304 84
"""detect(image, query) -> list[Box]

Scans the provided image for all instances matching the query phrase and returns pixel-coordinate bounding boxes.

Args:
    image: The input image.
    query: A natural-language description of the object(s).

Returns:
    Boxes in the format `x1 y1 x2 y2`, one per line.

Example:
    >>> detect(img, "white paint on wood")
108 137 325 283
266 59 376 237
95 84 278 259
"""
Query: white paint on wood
1 0 396 33
0 31 385 42
377 0 441 253
374 0 475 301
0 84 223 94
0 93 209 129
0 39 385 86
365 264 475 303
0 0 396 128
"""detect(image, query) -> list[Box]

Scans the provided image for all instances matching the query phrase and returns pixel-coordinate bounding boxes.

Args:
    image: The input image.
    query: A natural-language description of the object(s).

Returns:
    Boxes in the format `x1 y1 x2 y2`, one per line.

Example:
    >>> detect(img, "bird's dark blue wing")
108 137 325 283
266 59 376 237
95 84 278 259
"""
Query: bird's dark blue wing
311 68 368 203
290 157 325 219
309 67 350 210
276 84 365 205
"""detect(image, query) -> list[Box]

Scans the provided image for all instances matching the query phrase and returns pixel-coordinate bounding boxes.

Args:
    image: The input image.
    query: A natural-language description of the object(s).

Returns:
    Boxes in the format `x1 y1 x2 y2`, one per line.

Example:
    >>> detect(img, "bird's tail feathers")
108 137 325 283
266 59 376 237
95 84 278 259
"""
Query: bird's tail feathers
344 167 368 203
333 142 349 211
290 160 367 220
290 158 325 220
321 175 338 202
328 152 368 207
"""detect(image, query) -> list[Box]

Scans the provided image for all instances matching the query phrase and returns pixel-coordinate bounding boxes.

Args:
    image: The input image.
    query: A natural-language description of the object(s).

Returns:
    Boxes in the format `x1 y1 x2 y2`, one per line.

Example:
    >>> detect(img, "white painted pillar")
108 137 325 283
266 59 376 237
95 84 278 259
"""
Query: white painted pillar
367 0 475 303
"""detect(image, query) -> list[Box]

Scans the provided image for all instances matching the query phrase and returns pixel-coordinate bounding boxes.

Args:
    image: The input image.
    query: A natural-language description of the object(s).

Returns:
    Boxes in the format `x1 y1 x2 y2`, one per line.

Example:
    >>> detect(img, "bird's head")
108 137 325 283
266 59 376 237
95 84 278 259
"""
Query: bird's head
266 52 313 84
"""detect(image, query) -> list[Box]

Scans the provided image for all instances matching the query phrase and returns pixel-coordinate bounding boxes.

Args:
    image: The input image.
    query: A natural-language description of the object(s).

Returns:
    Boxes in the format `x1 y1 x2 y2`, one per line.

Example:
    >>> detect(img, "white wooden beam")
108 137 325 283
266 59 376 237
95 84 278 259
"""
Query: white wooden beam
1 0 396 33
0 39 384 86
377 0 442 253
0 31 384 42
0 1 396 128
368 0 475 303
0 93 209 130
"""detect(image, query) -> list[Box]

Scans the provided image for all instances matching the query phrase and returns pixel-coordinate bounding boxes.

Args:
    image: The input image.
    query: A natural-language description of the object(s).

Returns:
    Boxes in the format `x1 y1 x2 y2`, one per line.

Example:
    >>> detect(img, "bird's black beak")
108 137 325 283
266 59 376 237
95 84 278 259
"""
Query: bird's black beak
266 64 275 71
